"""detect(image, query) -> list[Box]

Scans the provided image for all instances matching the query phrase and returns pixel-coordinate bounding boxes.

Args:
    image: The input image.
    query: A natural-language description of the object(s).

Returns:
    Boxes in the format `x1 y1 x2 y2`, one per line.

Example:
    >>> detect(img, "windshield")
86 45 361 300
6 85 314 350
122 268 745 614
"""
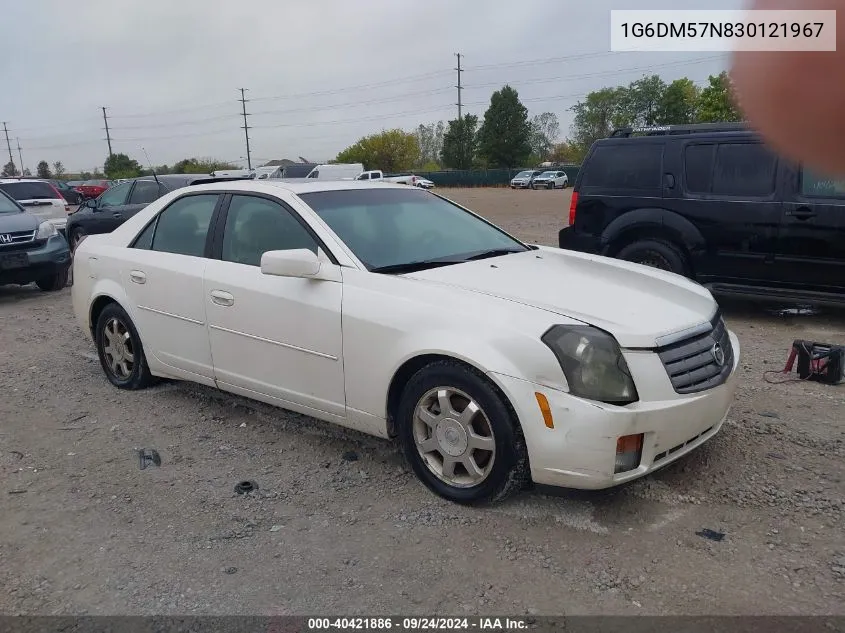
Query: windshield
299 188 527 272
0 190 22 213
515 171 532 177
539 171 556 177
0 181 60 200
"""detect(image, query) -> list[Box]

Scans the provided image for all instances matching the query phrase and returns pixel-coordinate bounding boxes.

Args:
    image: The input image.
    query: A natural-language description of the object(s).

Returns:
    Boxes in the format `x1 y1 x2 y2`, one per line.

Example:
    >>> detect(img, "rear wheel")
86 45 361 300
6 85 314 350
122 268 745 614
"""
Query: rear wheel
95 303 156 390
396 360 529 505
36 269 68 291
616 239 689 276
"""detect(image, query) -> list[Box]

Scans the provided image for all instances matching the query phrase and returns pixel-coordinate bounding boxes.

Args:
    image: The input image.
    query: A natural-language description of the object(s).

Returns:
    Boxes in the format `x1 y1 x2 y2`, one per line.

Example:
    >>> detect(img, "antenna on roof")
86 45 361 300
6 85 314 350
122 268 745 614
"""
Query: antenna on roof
141 147 160 185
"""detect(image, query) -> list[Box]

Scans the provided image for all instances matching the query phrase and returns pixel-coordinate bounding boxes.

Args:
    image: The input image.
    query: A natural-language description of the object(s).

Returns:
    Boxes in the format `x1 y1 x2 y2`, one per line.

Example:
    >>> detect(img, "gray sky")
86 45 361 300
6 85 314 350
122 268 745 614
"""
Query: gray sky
0 0 742 173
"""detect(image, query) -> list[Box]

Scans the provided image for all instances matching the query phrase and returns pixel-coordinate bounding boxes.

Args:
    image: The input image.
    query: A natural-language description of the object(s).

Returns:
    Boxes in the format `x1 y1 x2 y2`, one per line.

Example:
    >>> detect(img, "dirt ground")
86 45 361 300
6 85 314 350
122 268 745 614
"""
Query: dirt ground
1 187 843 617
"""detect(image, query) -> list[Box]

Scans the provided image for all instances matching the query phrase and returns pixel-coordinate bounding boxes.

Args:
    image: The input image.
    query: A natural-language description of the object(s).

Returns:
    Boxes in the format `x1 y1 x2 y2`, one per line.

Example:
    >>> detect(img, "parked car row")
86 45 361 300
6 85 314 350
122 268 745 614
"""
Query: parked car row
510 169 569 189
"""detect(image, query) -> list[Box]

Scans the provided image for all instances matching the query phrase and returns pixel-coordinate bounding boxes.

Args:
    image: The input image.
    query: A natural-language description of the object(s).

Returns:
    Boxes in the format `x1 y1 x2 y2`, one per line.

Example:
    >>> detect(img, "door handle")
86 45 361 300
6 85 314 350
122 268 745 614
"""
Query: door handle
129 270 146 284
786 207 816 220
210 290 234 307
113 212 123 218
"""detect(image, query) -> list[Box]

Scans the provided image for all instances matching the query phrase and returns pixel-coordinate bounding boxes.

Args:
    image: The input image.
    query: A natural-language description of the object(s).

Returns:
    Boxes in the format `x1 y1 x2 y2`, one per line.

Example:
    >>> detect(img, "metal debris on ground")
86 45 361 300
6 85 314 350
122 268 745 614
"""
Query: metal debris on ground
766 305 819 317
234 480 258 494
695 528 725 542
138 448 161 470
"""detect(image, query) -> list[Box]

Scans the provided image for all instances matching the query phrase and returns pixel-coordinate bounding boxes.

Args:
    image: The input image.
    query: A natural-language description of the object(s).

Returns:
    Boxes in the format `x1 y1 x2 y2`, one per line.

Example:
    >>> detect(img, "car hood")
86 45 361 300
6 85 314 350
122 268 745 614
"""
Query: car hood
0 212 39 232
404 247 717 348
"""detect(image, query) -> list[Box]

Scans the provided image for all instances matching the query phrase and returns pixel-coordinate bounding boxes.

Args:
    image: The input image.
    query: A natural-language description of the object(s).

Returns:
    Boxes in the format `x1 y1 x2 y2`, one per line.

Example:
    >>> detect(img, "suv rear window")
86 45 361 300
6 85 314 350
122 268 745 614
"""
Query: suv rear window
581 144 662 190
0 181 60 200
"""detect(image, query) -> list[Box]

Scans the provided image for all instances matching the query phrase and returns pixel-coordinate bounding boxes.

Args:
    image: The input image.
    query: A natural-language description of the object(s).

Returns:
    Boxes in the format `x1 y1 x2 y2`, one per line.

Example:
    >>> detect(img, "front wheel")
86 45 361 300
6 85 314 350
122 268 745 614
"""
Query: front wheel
36 269 68 291
95 303 156 390
69 227 86 253
396 360 529 505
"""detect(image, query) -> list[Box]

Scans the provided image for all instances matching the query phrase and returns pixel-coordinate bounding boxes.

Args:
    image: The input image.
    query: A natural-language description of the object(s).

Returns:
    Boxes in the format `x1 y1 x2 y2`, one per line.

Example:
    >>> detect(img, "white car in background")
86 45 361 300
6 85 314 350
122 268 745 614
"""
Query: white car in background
531 170 569 189
0 178 71 234
71 180 739 504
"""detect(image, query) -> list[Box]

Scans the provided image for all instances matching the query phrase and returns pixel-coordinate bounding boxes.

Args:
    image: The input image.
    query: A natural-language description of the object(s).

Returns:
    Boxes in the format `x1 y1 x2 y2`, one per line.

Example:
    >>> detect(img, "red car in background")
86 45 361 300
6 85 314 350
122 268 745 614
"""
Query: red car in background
74 179 112 200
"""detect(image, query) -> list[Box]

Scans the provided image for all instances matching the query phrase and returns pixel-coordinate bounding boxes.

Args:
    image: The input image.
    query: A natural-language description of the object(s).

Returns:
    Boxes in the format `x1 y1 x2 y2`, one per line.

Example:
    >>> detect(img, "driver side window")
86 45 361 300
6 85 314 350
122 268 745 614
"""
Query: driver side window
97 182 132 207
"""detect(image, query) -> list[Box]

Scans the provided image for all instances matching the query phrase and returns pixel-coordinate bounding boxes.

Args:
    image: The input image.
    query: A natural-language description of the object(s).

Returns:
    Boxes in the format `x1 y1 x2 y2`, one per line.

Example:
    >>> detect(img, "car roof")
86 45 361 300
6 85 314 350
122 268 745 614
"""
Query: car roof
173 179 415 196
0 178 52 183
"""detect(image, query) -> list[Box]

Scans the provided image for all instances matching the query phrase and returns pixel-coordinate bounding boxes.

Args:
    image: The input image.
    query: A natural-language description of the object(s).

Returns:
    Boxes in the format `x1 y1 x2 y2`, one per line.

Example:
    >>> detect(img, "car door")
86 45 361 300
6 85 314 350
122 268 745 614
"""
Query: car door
88 181 133 234
203 193 345 419
775 164 845 292
671 139 783 285
119 192 222 384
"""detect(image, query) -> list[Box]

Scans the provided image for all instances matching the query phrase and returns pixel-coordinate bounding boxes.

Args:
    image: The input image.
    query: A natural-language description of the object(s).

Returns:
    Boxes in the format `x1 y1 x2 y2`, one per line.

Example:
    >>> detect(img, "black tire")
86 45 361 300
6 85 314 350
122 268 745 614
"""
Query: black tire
396 360 529 505
36 268 68 291
615 239 689 276
547 182 554 189
94 303 156 390
69 227 86 253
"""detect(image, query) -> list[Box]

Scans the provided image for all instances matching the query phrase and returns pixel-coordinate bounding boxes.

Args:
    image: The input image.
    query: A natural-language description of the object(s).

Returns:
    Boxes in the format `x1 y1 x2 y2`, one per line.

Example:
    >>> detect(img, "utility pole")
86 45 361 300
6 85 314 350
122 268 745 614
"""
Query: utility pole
239 88 252 170
454 53 463 120
101 107 113 158
2 122 13 166
16 138 24 175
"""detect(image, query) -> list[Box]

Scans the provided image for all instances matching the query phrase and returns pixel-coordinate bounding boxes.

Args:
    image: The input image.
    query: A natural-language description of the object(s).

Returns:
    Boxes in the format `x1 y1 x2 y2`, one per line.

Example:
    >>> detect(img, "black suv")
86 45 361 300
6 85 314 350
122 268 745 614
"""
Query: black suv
559 122 845 307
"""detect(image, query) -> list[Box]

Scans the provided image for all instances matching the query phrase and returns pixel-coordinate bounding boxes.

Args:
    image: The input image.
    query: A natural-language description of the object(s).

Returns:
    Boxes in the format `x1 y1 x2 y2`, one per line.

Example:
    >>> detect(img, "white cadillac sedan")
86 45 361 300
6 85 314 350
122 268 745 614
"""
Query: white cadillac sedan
71 180 740 504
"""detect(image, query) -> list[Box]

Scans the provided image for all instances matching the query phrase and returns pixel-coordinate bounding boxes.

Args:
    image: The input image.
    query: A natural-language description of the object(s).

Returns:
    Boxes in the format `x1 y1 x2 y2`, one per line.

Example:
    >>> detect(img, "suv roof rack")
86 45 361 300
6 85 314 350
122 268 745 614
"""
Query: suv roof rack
609 122 748 138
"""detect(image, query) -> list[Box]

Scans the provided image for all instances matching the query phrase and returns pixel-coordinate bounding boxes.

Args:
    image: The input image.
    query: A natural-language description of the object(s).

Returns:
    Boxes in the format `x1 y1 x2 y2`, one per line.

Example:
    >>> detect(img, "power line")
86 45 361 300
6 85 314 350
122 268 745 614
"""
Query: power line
102 107 113 158
239 88 252 171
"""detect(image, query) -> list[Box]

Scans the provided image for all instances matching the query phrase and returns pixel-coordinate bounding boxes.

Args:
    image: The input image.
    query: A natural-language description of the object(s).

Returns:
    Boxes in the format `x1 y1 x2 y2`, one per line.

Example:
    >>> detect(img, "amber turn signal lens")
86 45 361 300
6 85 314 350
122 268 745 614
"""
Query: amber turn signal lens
535 392 554 429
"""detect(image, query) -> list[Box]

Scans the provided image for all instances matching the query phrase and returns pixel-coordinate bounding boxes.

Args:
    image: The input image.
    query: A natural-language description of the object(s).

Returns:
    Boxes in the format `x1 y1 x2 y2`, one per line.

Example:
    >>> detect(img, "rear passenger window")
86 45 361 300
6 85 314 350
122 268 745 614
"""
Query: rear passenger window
581 144 662 190
684 144 715 193
712 143 777 197
150 194 219 257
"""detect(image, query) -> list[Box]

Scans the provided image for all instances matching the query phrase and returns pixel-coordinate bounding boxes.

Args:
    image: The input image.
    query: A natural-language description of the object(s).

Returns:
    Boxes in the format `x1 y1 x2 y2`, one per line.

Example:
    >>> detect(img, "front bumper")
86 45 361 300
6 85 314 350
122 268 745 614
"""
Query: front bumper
0 234 71 285
490 331 741 490
510 181 530 188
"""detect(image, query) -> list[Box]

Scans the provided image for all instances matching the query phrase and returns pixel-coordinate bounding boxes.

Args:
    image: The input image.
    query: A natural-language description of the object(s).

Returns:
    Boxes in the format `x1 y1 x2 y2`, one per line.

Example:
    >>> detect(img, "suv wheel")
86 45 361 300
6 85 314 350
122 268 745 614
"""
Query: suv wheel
616 239 688 276
36 269 69 291
95 303 156 390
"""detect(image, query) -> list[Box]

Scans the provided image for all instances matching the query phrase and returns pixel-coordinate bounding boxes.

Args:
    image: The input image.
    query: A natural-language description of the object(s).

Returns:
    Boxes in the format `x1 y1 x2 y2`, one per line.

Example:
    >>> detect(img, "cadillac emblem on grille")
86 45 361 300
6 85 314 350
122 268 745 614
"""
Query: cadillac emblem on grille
0 233 11 244
711 342 726 367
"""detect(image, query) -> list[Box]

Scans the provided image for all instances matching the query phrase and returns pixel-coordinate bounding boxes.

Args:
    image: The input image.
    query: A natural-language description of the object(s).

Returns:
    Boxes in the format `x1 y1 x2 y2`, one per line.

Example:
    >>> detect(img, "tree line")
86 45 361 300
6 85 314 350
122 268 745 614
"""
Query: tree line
3 70 740 180
336 70 741 172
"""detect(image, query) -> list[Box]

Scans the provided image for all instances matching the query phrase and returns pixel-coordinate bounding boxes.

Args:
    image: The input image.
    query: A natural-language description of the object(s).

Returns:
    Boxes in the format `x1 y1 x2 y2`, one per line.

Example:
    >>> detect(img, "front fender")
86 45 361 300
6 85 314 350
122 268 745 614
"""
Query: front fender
600 207 706 255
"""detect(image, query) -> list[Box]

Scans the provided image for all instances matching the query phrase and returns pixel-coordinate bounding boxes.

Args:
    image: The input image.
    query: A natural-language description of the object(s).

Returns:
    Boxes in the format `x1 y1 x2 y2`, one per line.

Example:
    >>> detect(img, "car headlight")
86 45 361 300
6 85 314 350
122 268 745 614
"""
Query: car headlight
36 221 58 240
541 325 638 405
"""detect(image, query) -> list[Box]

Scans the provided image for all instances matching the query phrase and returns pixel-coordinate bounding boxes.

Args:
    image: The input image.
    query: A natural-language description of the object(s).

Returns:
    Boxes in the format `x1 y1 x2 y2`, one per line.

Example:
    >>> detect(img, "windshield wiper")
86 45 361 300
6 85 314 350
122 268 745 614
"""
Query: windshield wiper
461 248 526 262
370 260 461 274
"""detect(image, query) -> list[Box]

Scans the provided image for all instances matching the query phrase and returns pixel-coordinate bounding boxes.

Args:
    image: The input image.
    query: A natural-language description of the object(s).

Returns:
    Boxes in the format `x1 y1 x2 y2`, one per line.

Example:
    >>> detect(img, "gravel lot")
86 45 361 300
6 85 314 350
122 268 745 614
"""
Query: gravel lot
1 187 843 616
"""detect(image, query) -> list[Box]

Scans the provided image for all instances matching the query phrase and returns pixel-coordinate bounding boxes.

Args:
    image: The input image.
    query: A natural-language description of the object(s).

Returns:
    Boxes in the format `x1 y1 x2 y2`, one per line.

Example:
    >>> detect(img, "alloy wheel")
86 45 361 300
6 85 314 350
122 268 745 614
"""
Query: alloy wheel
102 317 135 379
412 387 496 488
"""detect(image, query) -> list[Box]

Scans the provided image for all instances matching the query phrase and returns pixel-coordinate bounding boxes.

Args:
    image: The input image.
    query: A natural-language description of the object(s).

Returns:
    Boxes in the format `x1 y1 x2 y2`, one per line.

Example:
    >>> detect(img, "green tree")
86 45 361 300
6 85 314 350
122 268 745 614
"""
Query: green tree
22 167 31 177
172 158 237 174
569 87 627 154
440 114 478 170
79 171 93 180
92 168 103 178
528 112 560 160
52 161 66 179
656 78 700 124
2 161 19 177
335 129 420 172
696 71 743 123
477 86 532 167
104 153 142 179
414 121 446 168
619 75 667 126
549 141 584 164
36 161 52 178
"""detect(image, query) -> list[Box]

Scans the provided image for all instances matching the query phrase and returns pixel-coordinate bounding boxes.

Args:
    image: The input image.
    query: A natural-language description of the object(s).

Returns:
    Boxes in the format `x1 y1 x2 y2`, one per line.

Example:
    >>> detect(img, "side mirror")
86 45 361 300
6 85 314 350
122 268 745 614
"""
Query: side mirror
260 249 321 278
85 198 98 209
